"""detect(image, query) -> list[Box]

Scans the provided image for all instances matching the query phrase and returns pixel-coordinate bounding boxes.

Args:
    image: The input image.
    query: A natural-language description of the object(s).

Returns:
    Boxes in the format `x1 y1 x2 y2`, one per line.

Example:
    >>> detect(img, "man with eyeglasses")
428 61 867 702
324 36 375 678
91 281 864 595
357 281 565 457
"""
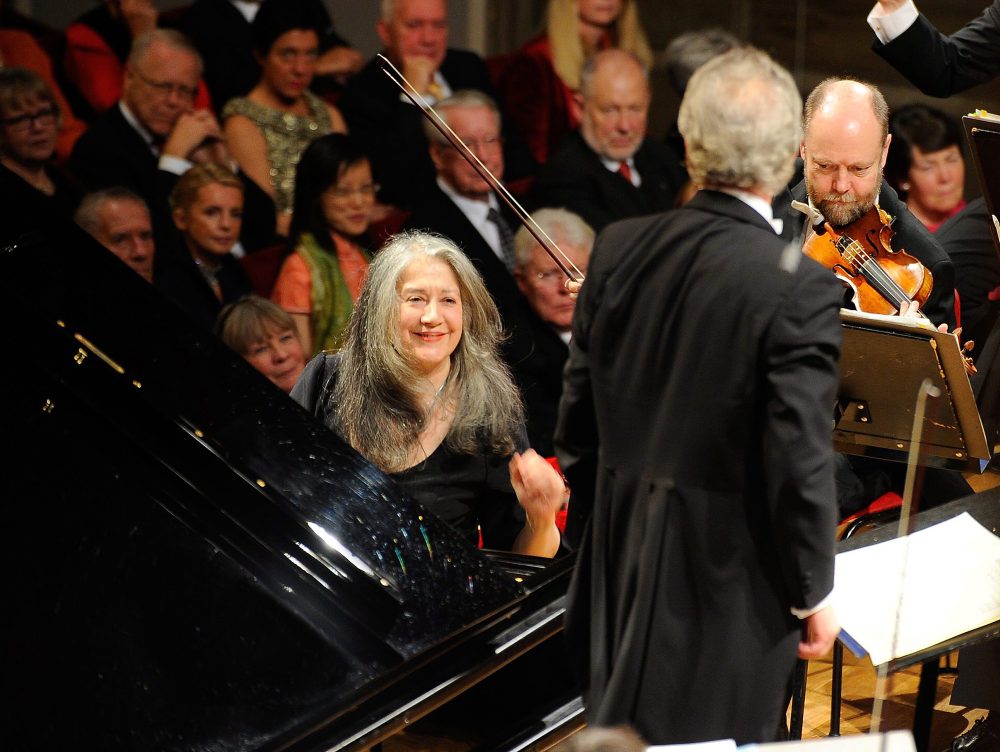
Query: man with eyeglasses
69 29 252 266
339 0 533 211
511 208 592 457
405 90 538 378
531 49 685 233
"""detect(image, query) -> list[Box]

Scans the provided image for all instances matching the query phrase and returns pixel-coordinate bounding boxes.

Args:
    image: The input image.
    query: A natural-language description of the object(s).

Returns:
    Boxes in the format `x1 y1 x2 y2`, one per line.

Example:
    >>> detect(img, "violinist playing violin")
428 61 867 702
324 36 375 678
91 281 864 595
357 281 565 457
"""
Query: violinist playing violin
782 77 956 329
785 78 974 517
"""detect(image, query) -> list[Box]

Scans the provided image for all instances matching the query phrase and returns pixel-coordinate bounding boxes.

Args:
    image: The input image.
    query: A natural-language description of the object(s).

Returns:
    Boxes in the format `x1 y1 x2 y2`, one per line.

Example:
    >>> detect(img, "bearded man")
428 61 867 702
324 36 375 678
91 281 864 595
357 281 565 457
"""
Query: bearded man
784 78 955 328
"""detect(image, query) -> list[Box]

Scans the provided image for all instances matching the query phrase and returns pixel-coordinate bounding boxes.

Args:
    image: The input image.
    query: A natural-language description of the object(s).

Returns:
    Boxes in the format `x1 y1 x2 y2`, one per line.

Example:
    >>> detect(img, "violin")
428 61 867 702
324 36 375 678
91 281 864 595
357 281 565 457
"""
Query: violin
802 203 977 374
801 204 932 317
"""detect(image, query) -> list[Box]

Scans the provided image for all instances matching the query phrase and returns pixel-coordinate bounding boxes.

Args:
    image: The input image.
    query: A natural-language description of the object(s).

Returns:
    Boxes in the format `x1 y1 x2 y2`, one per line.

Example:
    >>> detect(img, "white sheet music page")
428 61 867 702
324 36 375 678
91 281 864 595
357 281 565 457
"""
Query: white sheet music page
834 512 1000 666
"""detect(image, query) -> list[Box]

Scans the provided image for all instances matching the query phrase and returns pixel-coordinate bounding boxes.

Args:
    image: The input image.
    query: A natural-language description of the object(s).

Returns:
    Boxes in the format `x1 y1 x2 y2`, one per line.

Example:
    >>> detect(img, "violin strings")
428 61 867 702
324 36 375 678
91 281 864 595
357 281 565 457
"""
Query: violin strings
378 55 585 281
836 234 909 309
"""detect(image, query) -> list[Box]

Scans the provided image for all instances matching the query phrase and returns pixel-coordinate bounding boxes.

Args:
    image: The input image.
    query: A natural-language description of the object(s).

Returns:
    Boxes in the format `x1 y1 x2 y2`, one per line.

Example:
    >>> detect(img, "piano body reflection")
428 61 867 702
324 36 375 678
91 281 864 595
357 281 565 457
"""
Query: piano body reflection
3 222 580 751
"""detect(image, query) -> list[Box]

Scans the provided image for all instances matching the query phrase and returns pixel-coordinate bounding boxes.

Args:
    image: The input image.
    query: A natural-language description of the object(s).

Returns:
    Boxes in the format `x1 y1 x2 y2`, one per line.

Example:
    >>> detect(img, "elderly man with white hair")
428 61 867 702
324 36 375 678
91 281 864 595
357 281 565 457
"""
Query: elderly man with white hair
511 208 592 456
556 47 843 745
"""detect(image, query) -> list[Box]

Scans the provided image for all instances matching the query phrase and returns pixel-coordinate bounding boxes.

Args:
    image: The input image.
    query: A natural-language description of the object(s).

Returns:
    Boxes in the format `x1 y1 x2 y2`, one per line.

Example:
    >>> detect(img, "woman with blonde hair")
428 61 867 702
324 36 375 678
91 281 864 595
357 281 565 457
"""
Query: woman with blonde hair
158 163 251 329
499 0 652 164
292 231 565 556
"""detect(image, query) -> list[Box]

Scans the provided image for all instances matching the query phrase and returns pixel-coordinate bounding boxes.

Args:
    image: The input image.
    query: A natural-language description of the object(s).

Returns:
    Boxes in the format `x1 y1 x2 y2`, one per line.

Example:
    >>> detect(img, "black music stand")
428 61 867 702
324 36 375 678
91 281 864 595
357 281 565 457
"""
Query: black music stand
963 112 1000 264
833 310 991 472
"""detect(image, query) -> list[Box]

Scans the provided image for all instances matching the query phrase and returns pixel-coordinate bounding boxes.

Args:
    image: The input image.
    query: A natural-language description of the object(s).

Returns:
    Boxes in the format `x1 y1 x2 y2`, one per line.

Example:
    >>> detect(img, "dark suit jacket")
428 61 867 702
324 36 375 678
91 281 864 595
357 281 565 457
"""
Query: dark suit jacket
938 197 1000 359
530 130 685 232
556 189 842 744
873 0 1000 96
339 48 534 209
776 179 956 328
68 105 183 268
404 184 539 370
510 310 569 458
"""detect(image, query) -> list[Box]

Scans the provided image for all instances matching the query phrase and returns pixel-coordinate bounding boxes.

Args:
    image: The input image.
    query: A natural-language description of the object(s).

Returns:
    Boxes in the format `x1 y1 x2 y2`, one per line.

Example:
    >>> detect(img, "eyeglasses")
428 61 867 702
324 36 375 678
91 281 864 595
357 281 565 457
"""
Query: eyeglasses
133 69 198 101
0 105 57 131
447 135 502 153
532 269 570 286
326 183 380 201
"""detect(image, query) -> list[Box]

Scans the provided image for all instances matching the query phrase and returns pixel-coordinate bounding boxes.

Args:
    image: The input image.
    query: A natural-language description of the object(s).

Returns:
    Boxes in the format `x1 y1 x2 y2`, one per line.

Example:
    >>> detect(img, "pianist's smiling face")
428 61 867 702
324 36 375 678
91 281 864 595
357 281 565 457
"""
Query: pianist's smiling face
397 256 463 382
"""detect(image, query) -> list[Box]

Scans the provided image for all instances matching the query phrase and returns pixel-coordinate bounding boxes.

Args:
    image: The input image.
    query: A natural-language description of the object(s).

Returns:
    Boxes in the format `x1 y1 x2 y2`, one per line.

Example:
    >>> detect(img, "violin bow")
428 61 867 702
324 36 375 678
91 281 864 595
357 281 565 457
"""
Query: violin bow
379 54 585 283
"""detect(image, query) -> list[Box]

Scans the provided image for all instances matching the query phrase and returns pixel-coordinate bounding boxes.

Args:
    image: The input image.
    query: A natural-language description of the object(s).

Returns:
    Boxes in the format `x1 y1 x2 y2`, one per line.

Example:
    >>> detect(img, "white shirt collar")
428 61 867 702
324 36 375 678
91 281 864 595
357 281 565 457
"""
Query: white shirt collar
437 176 497 218
119 101 155 149
230 0 260 23
715 187 783 234
600 155 640 187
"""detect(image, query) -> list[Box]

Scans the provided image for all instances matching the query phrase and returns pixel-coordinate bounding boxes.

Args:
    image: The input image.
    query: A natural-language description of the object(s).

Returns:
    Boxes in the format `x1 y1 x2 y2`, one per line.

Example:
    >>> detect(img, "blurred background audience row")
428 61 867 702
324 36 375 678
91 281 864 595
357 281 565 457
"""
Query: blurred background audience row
1 0 996 456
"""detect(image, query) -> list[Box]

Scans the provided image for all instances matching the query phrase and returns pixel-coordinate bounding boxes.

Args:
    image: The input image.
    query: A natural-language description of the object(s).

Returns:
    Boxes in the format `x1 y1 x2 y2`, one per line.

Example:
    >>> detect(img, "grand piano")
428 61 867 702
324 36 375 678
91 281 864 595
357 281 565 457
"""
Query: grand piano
3 218 581 750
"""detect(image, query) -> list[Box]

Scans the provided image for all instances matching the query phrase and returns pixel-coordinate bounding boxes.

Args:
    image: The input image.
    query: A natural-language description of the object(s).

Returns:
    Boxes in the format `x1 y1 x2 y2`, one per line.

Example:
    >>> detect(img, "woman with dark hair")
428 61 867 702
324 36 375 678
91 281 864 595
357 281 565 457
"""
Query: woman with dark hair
0 67 79 223
271 133 373 356
222 0 347 236
885 104 966 233
292 231 565 556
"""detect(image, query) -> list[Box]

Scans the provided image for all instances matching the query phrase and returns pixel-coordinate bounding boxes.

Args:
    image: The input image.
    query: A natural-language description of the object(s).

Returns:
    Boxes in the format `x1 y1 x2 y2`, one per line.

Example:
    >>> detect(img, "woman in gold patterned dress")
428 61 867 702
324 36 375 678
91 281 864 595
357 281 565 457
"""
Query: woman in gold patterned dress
222 0 346 237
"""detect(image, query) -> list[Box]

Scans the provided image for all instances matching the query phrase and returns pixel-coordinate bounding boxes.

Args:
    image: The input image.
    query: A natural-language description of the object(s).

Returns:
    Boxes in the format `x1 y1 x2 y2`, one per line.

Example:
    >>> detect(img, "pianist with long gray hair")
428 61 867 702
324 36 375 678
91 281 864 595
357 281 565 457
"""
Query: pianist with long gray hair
292 230 565 556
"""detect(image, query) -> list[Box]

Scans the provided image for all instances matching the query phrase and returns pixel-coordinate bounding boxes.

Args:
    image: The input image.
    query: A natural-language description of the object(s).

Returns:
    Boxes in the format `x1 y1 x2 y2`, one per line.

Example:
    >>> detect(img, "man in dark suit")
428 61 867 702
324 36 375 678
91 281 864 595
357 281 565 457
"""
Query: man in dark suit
404 91 538 372
531 49 685 232
338 0 532 210
868 0 1000 96
556 48 842 744
68 28 274 266
74 187 156 284
778 77 956 328
511 208 592 457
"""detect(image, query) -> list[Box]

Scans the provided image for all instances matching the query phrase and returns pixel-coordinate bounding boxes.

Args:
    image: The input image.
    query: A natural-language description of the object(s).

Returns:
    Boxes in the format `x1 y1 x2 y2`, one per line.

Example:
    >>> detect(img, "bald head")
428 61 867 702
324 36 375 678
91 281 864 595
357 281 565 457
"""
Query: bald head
801 78 890 227
580 49 650 162
804 78 889 144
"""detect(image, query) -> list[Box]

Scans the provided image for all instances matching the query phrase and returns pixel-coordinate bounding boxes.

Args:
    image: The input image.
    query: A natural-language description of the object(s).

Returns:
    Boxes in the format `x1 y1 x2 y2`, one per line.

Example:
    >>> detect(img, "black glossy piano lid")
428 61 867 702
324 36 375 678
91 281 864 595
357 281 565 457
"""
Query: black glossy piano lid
2 223 536 749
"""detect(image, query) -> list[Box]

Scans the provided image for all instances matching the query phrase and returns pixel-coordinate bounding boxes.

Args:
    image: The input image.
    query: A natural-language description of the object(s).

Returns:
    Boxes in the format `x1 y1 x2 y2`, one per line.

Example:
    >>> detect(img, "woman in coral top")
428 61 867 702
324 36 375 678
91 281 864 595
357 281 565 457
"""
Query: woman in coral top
499 0 652 165
272 133 372 357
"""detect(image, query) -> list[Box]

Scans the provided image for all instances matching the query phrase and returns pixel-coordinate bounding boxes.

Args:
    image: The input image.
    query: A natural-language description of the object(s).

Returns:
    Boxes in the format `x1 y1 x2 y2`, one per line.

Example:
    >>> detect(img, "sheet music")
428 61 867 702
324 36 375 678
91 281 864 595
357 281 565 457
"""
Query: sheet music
834 512 1000 665
649 739 737 752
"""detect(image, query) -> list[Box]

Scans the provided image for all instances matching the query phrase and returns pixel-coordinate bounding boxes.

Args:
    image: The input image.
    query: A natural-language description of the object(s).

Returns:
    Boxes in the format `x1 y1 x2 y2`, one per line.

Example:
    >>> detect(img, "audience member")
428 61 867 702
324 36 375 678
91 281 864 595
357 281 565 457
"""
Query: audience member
74 186 155 282
531 49 685 232
498 0 652 165
659 28 742 173
68 29 272 261
405 90 537 369
0 30 86 161
157 163 251 329
222 0 347 237
339 0 533 210
292 231 565 556
63 0 211 117
180 0 362 114
512 208 592 456
885 104 966 233
0 68 79 222
216 295 306 393
272 134 372 356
